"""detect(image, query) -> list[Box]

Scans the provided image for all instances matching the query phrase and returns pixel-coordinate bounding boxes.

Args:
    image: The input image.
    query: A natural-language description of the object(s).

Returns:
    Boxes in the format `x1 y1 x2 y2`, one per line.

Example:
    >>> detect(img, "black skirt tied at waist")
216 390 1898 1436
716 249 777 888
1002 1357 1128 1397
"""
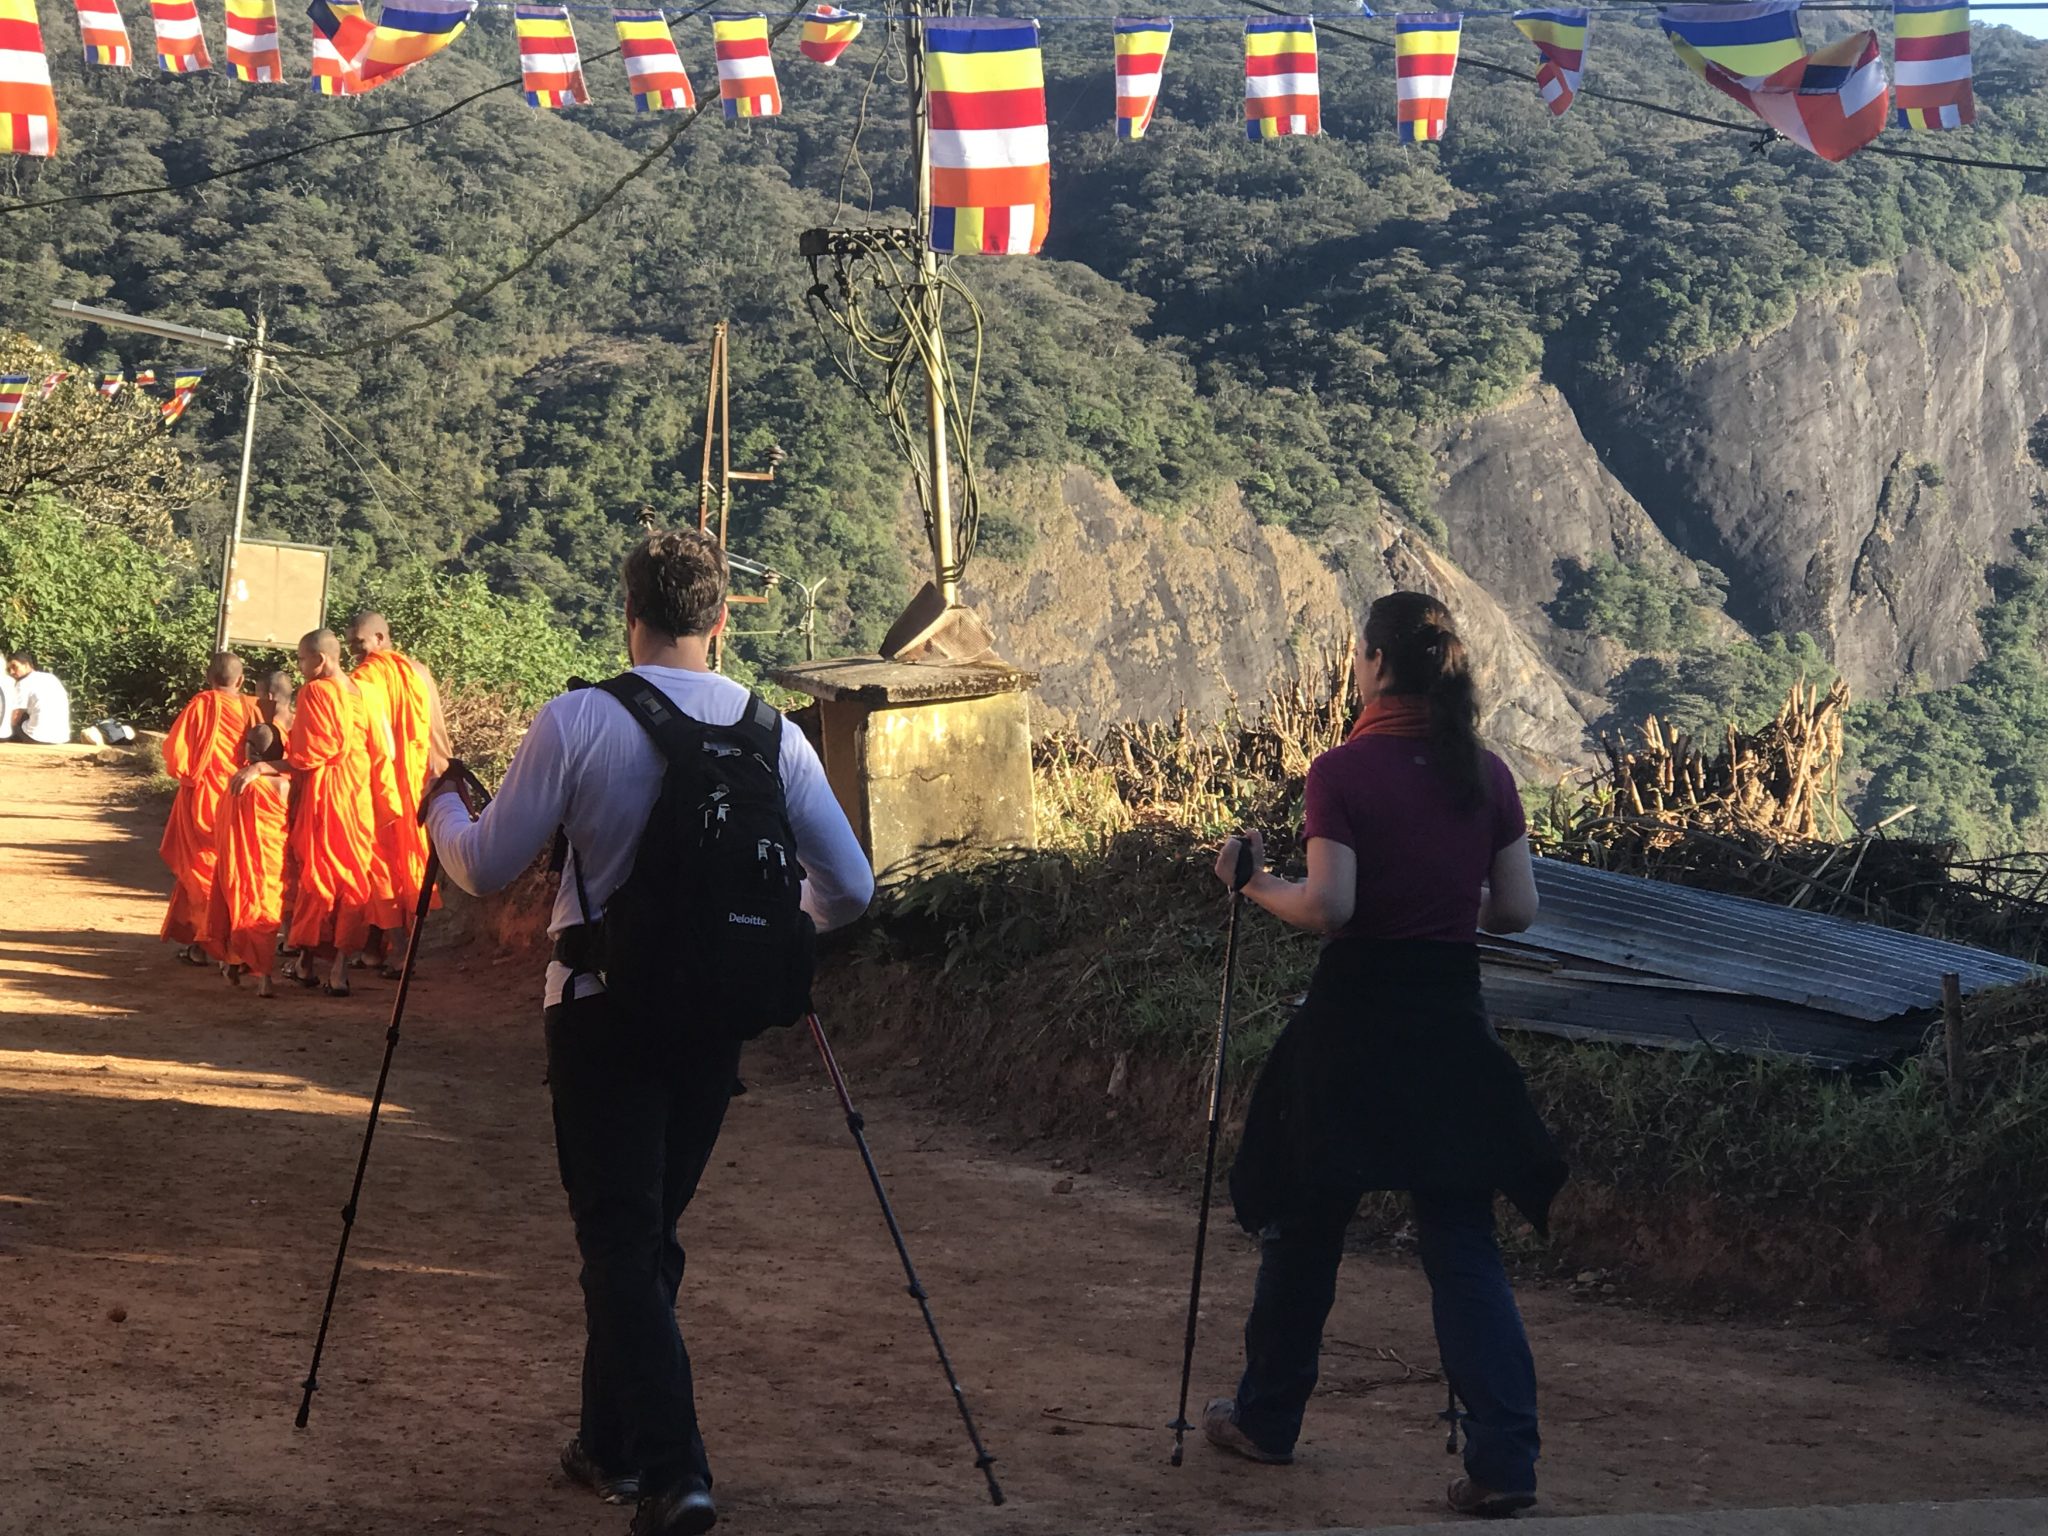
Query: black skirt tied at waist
1228 936 1568 1237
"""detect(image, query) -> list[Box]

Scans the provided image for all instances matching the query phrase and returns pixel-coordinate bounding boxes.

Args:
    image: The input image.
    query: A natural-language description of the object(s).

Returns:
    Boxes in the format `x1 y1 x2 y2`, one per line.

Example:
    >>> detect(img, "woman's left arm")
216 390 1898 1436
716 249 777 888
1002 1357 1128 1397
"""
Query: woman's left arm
1215 832 1357 936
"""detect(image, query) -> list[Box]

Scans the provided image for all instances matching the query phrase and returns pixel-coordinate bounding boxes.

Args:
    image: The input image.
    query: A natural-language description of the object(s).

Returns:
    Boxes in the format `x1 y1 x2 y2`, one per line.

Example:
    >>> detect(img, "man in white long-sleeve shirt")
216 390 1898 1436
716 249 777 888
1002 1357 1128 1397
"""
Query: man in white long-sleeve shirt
425 529 873 1536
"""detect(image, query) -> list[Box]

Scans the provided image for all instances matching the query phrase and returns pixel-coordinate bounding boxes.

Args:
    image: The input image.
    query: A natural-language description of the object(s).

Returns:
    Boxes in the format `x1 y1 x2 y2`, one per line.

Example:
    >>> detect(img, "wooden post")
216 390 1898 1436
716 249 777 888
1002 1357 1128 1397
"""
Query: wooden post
1942 972 1966 1109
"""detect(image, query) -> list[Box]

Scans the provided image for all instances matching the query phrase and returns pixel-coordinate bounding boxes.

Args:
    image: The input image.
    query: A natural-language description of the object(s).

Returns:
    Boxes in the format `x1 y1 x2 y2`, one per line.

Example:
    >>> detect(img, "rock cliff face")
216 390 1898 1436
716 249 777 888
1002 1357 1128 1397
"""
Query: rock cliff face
965 224 2048 779
1544 234 2048 694
964 468 1593 778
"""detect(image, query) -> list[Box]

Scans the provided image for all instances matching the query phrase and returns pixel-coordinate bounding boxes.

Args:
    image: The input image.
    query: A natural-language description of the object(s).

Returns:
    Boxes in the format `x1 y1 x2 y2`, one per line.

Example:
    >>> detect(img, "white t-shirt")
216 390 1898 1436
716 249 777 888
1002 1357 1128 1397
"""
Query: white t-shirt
0 673 15 739
426 665 875 1007
13 670 70 744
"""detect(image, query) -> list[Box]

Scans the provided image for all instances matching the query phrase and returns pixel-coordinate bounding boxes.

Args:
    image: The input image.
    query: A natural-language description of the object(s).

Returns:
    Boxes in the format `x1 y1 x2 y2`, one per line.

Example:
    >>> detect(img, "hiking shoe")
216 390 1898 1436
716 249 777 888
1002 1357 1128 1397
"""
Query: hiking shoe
1448 1476 1537 1519
630 1476 716 1536
560 1437 641 1505
1201 1397 1294 1465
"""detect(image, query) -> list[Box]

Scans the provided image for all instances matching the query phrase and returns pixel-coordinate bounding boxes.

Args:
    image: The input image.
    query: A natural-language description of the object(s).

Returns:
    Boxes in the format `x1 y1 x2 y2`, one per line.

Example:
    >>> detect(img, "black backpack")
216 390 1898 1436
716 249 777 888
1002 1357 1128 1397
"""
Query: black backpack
557 672 816 1040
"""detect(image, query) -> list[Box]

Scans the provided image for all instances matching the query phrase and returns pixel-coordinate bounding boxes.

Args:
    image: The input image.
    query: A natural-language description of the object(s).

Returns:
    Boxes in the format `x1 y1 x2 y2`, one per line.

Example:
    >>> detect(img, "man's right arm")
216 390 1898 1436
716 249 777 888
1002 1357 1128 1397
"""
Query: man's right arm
779 727 875 932
425 697 575 897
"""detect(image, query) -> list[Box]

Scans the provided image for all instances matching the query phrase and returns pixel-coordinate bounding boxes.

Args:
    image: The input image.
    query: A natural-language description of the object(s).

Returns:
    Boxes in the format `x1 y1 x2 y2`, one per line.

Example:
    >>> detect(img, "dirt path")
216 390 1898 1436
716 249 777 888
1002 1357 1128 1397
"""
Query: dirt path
1 748 2043 1536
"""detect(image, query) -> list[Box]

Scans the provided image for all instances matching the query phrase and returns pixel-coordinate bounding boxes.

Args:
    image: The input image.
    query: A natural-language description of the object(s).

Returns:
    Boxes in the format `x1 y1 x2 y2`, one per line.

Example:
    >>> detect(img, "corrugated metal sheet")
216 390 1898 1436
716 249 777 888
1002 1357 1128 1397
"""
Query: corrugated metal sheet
1509 860 2039 1023
1480 962 1927 1067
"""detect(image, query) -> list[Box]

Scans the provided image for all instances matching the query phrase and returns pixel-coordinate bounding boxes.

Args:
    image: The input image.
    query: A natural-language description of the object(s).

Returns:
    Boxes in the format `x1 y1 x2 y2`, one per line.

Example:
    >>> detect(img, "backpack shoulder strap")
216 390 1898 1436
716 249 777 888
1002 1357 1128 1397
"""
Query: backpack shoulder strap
596 671 705 766
726 690 784 770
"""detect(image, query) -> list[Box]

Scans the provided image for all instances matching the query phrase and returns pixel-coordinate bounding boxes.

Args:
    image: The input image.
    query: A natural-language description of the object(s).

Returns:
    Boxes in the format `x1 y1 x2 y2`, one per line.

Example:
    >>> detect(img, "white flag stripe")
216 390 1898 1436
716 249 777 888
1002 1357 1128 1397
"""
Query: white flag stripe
0 51 55 85
1839 60 1887 114
929 123 1050 169
1245 70 1317 97
1894 55 1971 86
1398 75 1455 101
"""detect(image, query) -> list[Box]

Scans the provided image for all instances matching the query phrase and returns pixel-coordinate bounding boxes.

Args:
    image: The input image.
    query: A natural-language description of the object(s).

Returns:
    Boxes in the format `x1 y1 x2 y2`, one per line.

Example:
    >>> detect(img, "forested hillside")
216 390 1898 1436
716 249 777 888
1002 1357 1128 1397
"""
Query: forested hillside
8 7 2048 843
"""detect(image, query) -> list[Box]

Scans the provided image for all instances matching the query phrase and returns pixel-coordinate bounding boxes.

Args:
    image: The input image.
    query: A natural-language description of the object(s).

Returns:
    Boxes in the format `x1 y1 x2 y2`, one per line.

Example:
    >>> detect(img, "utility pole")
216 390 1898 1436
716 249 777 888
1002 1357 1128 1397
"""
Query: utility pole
47 298 268 656
215 310 267 653
907 0 960 607
691 319 783 671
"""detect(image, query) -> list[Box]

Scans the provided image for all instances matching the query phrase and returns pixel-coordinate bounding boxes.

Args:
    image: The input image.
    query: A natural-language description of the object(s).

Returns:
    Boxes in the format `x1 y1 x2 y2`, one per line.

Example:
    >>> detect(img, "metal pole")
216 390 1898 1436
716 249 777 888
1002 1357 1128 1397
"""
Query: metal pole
214 311 265 653
909 0 959 607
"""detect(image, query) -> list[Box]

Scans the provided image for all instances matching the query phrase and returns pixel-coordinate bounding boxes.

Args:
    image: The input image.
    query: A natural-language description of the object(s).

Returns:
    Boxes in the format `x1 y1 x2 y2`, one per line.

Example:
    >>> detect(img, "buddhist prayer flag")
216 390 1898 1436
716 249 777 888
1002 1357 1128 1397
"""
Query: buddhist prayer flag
1396 13 1461 141
151 0 210 71
1893 1 1972 130
37 370 69 398
1674 27 1888 160
73 0 133 65
0 0 59 155
1113 18 1171 140
1658 2 1804 78
613 9 693 110
225 0 281 80
0 376 28 431
133 367 156 385
162 368 203 423
798 5 860 65
307 0 366 91
1513 7 1585 116
1244 15 1317 140
310 0 472 91
713 13 779 118
97 372 124 398
925 16 1050 255
516 4 588 107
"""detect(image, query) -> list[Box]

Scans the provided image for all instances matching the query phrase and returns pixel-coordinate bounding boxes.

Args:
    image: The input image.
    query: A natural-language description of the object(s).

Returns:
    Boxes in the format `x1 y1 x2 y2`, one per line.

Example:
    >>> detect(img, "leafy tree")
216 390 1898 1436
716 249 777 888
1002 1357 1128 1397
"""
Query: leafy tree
1550 554 1717 652
1608 633 1837 743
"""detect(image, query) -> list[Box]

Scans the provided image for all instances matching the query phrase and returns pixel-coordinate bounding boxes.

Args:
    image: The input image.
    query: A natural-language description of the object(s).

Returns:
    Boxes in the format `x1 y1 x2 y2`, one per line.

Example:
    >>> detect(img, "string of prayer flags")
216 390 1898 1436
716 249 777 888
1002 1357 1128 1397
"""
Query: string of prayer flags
516 4 588 107
307 0 364 92
311 0 473 92
613 8 693 111
925 16 1050 255
161 368 203 424
798 5 860 66
151 0 211 72
97 372 124 399
1657 2 1804 79
1113 18 1171 140
1244 16 1318 140
0 0 58 155
0 376 28 430
1513 7 1585 116
1396 13 1461 141
225 0 281 81
73 0 132 65
713 13 779 118
1893 1 1973 131
1674 26 1888 160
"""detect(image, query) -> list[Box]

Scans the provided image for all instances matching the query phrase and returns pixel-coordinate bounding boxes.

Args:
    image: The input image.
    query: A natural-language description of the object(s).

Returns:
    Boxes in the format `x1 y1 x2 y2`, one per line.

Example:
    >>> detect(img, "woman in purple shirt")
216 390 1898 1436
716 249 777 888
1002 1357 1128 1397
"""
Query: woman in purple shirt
1201 592 1567 1518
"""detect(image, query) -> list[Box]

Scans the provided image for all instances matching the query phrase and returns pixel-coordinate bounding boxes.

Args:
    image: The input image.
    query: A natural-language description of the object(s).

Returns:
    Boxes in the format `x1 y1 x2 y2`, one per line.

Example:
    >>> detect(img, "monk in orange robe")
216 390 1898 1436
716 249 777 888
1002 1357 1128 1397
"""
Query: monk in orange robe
204 722 291 998
159 653 257 963
346 612 450 967
234 631 399 996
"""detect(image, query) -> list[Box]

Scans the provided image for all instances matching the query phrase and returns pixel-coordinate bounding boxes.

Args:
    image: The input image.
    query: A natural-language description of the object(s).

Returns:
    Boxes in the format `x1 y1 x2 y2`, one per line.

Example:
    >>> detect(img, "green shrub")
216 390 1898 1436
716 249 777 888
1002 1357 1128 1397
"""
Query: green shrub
1550 554 1717 653
0 494 213 727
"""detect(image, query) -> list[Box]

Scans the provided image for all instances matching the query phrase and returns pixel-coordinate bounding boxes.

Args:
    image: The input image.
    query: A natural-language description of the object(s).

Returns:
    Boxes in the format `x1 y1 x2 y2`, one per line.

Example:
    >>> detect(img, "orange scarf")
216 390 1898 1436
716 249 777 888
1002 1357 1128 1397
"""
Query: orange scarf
1346 694 1431 742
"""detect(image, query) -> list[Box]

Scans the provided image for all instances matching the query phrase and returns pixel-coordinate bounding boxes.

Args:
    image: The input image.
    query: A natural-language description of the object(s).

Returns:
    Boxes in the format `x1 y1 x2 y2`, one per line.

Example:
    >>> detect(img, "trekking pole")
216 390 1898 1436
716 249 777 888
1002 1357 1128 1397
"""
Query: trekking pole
1168 833 1260 1467
295 764 490 1429
805 1010 1005 1507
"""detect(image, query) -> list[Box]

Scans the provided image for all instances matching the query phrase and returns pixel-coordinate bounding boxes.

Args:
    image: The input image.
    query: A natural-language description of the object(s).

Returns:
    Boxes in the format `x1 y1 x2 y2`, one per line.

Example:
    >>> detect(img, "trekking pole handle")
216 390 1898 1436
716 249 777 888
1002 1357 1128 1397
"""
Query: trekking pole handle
1230 831 1260 893
420 759 494 825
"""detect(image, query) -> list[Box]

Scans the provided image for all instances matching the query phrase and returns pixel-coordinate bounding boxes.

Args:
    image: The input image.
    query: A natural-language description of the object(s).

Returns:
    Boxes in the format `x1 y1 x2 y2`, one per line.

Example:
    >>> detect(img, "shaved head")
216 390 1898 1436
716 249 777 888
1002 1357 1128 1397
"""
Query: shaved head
346 612 392 665
206 651 244 689
260 669 295 728
297 629 342 683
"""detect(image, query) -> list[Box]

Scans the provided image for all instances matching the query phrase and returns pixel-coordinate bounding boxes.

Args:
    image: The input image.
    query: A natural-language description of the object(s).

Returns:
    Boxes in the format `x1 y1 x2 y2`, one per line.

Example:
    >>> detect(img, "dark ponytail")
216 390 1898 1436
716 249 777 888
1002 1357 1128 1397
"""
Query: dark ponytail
1362 591 1488 811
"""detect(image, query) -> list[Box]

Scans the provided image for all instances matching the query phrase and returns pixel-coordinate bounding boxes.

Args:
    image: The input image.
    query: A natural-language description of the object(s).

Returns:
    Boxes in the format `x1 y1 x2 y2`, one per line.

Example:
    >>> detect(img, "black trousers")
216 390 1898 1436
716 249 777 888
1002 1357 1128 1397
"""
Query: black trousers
544 988 743 1496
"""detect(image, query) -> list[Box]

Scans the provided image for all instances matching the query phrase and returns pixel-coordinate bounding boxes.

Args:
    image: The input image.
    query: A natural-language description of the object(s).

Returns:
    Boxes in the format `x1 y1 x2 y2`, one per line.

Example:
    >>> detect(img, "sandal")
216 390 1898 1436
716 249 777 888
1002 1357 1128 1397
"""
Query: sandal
322 983 352 998
177 944 211 967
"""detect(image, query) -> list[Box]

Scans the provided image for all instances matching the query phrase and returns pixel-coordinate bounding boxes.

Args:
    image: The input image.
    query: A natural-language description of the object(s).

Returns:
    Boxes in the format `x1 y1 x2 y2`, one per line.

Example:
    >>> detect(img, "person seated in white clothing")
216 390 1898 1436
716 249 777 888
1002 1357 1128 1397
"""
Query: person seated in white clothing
4 653 71 745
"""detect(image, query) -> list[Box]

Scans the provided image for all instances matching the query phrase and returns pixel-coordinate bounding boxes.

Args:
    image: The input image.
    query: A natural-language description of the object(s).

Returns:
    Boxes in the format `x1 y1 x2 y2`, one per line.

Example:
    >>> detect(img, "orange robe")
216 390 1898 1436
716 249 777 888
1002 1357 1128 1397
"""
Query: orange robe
159 689 258 946
352 649 438 919
202 773 289 975
285 678 399 953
